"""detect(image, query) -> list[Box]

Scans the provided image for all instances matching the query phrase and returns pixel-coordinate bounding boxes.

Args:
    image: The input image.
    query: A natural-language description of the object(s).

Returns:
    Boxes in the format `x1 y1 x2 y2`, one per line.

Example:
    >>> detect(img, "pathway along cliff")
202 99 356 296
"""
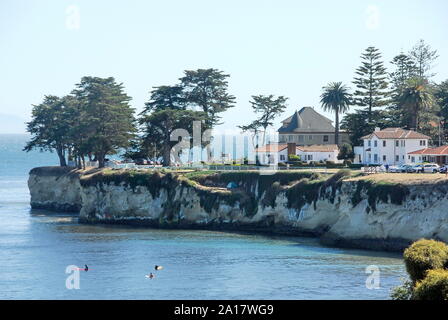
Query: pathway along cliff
28 167 448 252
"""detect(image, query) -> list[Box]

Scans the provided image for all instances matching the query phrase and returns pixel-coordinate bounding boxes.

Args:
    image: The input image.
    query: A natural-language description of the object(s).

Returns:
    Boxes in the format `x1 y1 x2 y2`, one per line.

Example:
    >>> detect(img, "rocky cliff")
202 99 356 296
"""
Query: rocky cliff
28 167 448 251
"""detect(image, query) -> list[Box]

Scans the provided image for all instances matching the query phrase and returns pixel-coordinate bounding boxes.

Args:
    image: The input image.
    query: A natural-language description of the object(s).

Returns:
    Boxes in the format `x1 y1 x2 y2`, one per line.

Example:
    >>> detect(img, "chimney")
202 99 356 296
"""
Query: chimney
287 143 296 160
374 127 381 132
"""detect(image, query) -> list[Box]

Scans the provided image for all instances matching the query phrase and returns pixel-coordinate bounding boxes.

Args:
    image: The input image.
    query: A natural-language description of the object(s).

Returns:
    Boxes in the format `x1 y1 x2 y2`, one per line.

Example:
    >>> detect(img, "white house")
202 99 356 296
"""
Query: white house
353 127 430 165
255 143 341 164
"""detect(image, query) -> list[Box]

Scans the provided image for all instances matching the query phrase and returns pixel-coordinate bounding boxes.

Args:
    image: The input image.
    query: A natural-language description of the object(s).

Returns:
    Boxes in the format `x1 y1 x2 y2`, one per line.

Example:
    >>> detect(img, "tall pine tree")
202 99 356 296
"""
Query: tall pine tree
353 46 389 122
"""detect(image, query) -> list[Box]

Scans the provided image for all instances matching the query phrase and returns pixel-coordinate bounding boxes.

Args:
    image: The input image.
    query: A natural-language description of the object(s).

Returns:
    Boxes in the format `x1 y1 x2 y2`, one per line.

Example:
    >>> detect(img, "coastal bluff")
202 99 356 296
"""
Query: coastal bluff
28 167 448 251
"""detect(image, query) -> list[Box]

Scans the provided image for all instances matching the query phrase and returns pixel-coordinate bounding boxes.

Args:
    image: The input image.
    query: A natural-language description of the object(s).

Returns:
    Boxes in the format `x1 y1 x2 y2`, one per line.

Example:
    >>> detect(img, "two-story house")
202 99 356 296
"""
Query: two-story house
353 127 430 165
278 107 350 146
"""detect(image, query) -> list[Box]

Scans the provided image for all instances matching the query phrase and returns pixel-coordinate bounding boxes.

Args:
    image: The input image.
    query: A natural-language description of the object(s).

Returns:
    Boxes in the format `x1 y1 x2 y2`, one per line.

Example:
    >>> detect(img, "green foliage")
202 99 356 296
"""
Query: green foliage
414 269 448 300
398 78 434 130
351 180 409 210
403 239 448 283
239 94 288 147
409 39 439 80
288 154 300 161
24 95 72 166
352 46 389 119
139 108 206 166
320 81 352 145
180 68 236 127
337 143 354 160
390 279 414 300
71 76 136 167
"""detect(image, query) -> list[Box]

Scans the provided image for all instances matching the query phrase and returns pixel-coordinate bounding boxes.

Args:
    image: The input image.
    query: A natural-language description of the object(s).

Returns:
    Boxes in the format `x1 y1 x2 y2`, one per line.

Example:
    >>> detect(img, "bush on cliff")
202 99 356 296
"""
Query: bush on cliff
413 269 448 300
403 239 448 283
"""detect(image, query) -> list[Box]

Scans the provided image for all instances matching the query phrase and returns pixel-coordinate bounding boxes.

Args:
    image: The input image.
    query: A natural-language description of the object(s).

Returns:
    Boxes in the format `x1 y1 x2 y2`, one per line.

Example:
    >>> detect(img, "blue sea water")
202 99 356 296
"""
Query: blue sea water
0 134 406 299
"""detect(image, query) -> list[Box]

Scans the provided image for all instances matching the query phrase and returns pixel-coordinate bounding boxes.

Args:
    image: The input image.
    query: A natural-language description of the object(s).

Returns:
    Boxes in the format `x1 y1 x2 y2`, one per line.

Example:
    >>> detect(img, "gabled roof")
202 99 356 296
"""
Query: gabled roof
278 107 335 133
408 145 448 155
255 144 288 153
254 143 339 153
297 144 339 152
361 128 430 140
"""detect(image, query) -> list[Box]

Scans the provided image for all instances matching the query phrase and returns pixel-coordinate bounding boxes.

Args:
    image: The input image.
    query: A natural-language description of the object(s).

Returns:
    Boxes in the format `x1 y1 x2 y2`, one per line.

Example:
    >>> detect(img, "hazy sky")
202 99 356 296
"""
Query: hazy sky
1 0 447 134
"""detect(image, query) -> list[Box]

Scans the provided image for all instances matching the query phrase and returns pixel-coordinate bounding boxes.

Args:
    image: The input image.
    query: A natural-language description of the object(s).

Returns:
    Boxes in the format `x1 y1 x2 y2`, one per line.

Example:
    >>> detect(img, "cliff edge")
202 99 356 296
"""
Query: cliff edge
28 167 448 251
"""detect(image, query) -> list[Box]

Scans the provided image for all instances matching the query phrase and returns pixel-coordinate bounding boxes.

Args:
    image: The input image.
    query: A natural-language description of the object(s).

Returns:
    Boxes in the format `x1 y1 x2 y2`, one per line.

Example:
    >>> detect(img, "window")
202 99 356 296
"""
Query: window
411 156 415 162
368 140 371 147
420 140 426 146
289 135 293 142
383 141 386 147
395 140 399 147
280 155 285 161
374 154 378 162
423 140 426 146
374 140 377 147
309 135 312 140
298 135 304 142
401 140 406 147
396 155 399 162
323 135 329 142
383 155 386 161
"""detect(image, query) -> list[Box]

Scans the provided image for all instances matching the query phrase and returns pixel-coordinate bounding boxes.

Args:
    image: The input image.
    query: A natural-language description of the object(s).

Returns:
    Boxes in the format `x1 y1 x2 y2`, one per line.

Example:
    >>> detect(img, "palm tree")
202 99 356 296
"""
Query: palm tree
320 82 352 145
398 79 434 130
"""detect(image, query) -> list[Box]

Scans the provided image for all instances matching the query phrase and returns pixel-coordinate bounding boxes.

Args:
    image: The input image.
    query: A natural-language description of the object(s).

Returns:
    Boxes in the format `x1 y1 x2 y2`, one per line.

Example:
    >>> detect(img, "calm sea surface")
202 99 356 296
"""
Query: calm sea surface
0 134 406 299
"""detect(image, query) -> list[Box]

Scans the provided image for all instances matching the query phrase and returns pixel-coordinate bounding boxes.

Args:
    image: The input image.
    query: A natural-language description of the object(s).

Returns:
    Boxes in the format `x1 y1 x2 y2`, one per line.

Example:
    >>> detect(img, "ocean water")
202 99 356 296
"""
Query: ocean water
0 134 406 299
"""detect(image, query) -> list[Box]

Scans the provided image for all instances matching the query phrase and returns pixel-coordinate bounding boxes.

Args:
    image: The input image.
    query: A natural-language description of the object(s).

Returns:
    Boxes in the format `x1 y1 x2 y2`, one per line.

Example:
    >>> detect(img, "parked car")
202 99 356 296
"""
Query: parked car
389 164 414 173
401 164 416 173
413 163 440 173
440 165 448 173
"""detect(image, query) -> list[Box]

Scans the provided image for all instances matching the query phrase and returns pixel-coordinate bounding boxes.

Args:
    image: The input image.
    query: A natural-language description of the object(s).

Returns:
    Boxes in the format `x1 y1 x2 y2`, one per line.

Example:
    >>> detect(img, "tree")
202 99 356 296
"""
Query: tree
386 53 417 128
320 82 352 145
142 85 185 113
353 46 389 121
180 68 235 127
71 77 136 168
340 109 387 146
24 95 72 166
398 78 434 131
337 143 354 161
409 39 439 80
435 80 448 143
248 94 288 145
139 109 206 166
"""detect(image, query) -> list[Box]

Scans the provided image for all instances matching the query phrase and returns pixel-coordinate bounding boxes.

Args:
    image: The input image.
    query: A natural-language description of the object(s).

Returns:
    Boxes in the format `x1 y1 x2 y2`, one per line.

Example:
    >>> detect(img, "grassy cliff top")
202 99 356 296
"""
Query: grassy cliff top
29 166 81 177
346 173 448 185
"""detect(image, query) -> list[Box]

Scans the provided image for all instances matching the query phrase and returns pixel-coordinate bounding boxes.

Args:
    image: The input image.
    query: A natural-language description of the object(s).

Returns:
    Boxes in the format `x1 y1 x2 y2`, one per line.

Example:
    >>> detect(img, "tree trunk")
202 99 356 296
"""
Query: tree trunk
335 111 340 146
97 152 106 168
56 146 67 167
162 144 171 167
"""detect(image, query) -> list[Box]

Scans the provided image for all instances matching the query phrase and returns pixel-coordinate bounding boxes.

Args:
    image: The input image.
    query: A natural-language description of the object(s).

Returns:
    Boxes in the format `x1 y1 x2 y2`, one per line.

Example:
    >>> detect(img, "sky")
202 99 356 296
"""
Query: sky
1 0 447 134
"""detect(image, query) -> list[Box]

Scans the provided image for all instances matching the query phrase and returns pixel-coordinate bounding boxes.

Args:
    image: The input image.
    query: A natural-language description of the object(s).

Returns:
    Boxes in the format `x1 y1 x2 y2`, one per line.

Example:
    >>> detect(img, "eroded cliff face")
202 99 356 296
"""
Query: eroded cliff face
28 168 448 251
28 167 82 212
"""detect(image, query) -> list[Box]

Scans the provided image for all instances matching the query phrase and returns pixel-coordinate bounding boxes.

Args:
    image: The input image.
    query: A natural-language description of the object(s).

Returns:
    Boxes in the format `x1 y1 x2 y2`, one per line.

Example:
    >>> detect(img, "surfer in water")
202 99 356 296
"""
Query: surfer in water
155 265 163 271
84 265 89 272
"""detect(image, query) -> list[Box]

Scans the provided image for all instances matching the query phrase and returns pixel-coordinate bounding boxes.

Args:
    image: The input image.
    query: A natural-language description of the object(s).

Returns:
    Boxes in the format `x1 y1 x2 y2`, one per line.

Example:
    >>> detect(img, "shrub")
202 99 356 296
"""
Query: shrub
414 269 448 300
288 154 300 161
390 279 414 300
403 239 448 283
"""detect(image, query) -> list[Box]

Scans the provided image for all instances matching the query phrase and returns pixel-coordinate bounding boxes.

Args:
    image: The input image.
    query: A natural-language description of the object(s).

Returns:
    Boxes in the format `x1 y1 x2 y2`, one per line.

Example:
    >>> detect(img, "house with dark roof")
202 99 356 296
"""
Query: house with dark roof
353 127 430 165
278 107 350 146
255 143 341 164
